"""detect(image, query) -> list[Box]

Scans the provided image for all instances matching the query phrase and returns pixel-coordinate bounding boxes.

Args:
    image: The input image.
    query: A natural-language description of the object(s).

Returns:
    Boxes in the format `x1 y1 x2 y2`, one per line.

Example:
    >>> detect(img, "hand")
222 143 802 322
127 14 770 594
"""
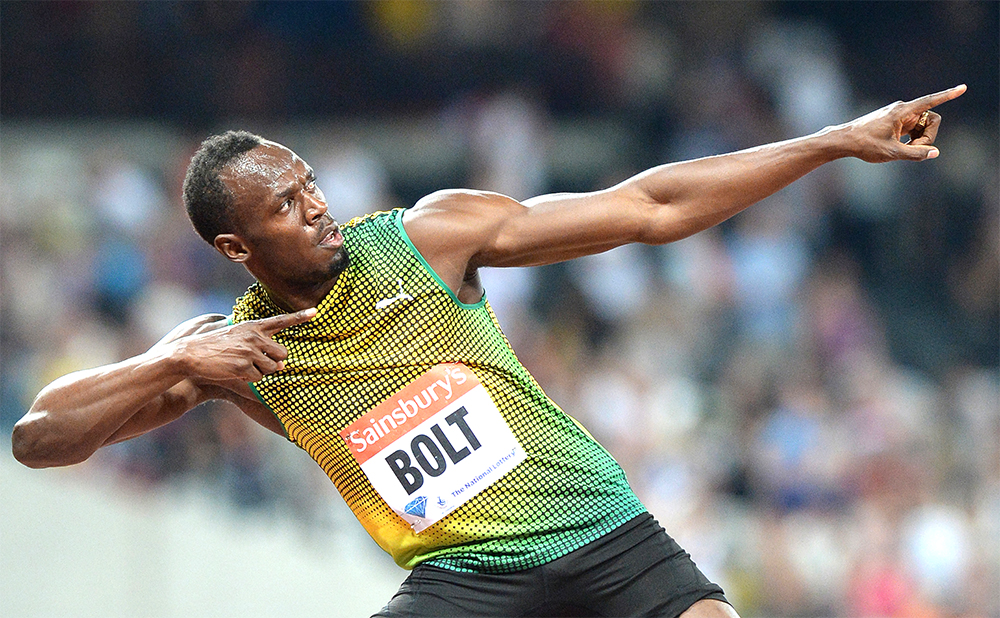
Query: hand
840 84 966 163
171 307 317 382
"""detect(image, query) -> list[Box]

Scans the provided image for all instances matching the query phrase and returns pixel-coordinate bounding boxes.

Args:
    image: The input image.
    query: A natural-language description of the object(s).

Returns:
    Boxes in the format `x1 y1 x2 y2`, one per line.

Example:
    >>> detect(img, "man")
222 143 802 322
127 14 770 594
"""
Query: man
12 85 965 617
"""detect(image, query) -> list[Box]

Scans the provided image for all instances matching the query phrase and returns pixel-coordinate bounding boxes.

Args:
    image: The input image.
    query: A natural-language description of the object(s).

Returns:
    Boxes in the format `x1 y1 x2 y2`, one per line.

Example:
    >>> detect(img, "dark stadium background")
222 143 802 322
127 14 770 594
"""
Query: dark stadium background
1 2 997 617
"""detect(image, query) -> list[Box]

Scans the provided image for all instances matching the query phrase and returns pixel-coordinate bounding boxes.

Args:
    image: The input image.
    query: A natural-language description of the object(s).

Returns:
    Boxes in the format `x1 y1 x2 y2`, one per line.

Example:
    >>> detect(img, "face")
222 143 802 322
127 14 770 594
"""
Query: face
216 141 349 293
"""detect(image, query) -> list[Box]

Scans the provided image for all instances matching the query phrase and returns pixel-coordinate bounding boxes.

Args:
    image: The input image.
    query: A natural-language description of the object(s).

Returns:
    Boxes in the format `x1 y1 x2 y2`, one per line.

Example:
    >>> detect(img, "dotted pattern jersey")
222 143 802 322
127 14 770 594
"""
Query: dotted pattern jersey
231 208 646 573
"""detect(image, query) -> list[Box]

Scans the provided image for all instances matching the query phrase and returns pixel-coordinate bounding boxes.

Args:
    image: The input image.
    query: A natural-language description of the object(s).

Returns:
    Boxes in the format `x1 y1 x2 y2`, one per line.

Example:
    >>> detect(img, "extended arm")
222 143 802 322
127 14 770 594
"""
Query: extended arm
404 85 965 294
11 309 315 468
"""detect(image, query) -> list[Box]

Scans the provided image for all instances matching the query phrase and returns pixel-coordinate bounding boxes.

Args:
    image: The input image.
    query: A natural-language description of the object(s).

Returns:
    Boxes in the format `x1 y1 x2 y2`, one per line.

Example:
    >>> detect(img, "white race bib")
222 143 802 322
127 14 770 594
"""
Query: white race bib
340 363 525 532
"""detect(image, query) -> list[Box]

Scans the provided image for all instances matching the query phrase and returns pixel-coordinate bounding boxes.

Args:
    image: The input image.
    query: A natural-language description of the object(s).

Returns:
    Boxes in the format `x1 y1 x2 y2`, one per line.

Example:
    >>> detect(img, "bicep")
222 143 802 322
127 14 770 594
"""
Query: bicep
405 187 654 273
100 317 235 445
233 395 285 437
482 188 652 267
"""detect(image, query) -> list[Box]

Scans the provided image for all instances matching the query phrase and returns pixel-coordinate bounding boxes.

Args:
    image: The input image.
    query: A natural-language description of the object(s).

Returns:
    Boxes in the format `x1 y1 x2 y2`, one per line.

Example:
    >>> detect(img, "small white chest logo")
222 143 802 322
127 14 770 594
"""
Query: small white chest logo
375 278 414 310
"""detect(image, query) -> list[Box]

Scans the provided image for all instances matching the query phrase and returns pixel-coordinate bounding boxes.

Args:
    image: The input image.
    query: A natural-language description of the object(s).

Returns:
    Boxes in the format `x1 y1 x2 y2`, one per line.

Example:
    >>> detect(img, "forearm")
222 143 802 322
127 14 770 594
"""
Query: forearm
12 349 194 468
624 125 849 243
12 310 313 468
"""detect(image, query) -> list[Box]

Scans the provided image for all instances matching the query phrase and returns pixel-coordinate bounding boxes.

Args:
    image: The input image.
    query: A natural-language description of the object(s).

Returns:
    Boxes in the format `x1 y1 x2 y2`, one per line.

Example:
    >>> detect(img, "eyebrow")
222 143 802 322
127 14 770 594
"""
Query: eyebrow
274 168 314 200
275 183 297 199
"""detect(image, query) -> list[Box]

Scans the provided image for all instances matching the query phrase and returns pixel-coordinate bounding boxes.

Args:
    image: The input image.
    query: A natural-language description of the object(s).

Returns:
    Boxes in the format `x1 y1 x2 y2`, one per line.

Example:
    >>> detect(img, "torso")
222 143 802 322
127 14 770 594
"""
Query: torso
229 209 646 572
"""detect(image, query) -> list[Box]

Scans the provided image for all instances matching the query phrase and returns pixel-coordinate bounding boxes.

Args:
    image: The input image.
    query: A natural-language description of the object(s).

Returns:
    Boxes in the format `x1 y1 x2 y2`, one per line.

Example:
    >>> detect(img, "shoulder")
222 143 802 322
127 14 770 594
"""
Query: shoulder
399 190 524 293
410 189 517 216
404 189 523 240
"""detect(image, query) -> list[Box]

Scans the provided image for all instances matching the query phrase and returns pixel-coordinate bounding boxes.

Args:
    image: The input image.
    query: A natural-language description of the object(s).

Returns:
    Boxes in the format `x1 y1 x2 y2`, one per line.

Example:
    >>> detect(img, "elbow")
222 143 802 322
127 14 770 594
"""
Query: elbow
11 411 91 469
11 420 47 468
633 201 692 246
637 226 689 247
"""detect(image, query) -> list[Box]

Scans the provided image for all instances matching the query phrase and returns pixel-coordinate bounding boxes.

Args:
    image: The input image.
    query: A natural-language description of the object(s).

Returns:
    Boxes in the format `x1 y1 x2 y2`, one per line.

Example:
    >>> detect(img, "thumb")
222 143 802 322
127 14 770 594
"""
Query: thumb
900 144 940 161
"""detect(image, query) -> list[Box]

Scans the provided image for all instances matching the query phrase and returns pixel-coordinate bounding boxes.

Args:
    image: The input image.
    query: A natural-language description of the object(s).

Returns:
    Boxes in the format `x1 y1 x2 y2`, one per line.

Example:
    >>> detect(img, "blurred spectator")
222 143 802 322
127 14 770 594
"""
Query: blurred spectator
1 3 997 617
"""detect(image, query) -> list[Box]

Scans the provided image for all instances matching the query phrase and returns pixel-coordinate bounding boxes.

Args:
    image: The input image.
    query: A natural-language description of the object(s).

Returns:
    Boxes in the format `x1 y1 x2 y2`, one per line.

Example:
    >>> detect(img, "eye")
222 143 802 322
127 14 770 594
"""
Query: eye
279 197 294 212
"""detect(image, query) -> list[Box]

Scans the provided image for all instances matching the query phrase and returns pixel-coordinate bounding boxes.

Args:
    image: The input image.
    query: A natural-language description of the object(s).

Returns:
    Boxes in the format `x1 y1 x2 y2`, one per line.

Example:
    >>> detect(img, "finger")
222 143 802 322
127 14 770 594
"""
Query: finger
256 307 318 335
260 340 289 362
909 112 941 145
243 363 265 383
905 84 966 113
252 354 284 377
191 314 230 335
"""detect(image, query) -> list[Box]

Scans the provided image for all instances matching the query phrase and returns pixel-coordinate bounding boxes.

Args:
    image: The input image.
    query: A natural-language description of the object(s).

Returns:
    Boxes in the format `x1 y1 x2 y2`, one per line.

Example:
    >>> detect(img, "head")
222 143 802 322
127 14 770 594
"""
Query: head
183 131 349 303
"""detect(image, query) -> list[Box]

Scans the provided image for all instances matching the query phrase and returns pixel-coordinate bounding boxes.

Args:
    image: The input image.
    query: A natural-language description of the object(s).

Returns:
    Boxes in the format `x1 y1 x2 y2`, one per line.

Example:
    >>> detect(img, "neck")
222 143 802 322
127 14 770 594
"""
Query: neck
258 275 340 312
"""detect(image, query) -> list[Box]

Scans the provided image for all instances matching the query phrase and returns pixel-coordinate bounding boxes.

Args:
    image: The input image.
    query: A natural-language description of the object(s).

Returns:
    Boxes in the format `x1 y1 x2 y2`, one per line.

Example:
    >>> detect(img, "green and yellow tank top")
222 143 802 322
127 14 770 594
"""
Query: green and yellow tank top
231 208 645 573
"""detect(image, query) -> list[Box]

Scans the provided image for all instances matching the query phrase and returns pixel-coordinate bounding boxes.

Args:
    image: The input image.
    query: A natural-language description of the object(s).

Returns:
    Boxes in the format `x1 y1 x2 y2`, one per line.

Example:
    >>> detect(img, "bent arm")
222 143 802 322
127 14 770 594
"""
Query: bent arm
13 354 197 468
11 315 226 468
11 309 314 468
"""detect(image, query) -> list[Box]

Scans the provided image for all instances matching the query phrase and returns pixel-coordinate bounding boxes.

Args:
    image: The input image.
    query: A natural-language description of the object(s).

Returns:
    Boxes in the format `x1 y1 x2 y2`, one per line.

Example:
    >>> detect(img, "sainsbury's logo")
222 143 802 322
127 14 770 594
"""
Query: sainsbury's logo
341 364 478 463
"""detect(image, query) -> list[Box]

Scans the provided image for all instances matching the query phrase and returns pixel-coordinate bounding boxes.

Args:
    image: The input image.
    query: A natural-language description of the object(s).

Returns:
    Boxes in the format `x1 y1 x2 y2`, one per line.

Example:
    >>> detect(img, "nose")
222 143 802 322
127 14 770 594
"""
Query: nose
304 191 328 224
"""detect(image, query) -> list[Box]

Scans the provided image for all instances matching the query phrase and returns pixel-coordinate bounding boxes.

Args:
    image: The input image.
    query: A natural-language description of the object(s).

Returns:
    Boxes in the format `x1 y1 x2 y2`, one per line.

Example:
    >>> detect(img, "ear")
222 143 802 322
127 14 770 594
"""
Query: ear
214 233 251 263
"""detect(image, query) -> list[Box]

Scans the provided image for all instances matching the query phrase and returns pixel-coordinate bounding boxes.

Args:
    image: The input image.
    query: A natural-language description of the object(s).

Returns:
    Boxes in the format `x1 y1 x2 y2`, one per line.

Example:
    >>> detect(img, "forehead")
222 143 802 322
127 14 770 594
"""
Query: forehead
222 141 307 197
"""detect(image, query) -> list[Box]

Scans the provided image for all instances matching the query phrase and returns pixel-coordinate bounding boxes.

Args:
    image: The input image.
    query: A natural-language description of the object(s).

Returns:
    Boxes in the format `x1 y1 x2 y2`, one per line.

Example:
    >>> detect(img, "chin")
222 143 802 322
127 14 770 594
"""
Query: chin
328 246 350 276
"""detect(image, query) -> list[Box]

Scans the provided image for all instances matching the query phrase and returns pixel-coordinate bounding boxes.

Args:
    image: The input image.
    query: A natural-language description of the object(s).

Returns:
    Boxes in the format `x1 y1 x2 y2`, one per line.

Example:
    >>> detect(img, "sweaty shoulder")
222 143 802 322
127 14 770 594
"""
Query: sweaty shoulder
402 189 522 300
411 188 511 211
406 189 517 227
404 189 521 257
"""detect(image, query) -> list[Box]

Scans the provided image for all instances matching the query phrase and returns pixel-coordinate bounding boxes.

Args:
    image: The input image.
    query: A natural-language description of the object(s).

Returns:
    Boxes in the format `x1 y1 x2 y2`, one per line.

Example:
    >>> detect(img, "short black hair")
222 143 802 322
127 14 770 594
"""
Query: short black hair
182 130 264 244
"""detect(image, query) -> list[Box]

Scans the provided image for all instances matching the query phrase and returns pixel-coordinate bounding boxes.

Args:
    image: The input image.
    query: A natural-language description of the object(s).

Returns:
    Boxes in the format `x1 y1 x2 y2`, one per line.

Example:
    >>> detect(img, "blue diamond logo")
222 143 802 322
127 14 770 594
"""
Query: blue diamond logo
405 496 427 518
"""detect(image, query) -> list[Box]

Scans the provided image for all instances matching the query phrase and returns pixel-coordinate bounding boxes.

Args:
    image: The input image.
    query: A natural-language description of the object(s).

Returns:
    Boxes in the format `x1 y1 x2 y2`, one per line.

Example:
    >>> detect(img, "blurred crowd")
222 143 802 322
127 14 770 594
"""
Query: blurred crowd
1 2 997 617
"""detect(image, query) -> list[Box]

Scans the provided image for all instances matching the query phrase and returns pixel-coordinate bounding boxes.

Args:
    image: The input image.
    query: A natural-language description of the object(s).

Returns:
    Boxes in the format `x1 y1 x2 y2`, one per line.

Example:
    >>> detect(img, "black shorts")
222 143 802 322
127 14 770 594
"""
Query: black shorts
372 513 728 617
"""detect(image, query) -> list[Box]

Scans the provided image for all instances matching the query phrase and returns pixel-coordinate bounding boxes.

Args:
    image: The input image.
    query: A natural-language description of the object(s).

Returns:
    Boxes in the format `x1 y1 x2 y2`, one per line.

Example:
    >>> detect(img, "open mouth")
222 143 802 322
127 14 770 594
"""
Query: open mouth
319 225 343 248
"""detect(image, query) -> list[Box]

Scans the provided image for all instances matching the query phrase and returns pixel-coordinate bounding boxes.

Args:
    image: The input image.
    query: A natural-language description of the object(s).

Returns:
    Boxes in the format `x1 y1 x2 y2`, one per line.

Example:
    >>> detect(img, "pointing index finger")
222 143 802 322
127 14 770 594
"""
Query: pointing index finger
257 307 318 335
908 84 967 112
